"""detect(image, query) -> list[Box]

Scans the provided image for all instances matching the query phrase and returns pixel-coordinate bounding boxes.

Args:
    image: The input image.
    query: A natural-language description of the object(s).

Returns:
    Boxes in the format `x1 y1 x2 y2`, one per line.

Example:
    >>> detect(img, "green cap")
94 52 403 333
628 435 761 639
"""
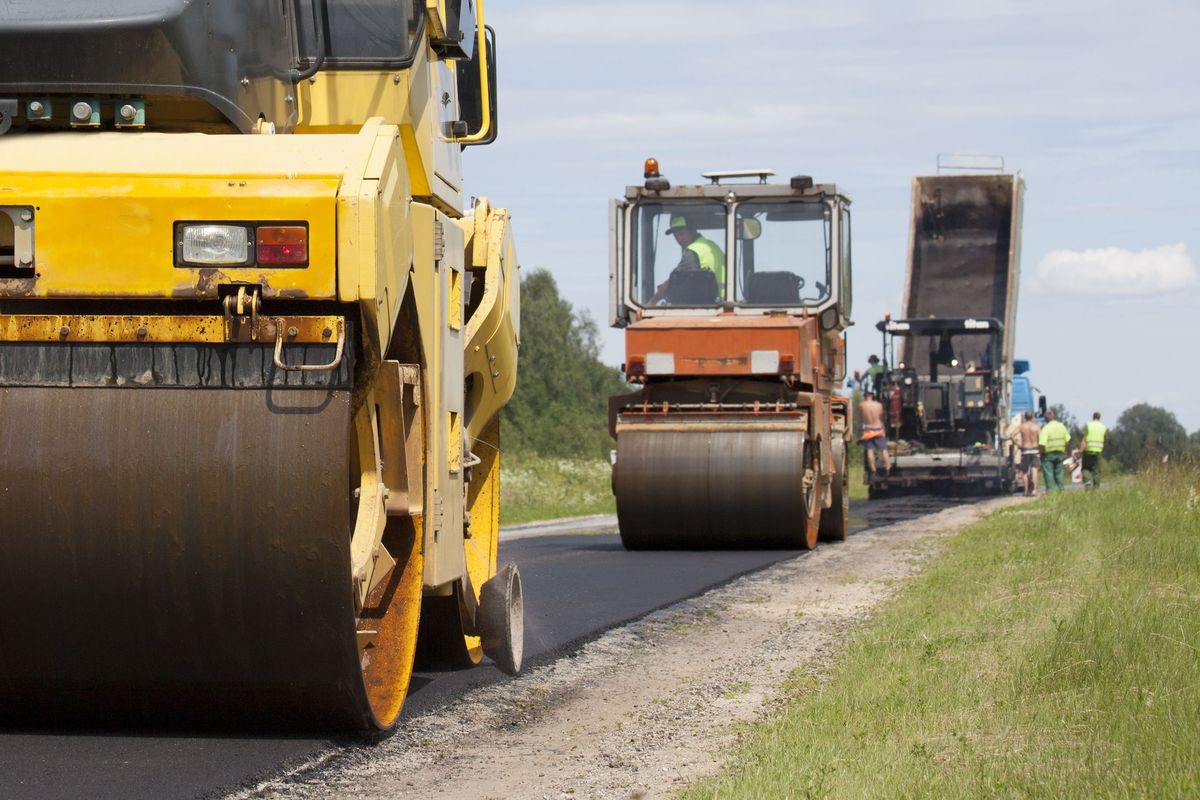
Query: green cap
665 215 690 236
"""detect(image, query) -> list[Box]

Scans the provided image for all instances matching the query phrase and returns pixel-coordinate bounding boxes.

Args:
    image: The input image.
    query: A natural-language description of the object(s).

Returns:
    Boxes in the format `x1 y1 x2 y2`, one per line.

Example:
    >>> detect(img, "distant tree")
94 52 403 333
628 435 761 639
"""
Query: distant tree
1190 430 1200 461
1109 404 1189 471
501 269 628 458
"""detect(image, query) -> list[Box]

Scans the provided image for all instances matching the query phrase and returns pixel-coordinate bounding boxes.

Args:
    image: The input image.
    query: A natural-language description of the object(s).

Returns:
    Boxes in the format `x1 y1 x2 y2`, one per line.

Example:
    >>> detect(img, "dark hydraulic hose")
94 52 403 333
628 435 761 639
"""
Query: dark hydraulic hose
291 0 327 82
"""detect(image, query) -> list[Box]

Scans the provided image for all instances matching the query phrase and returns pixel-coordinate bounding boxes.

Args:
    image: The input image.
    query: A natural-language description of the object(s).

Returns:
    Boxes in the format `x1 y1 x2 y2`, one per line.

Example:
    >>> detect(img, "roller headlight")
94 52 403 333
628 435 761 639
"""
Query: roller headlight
176 224 253 266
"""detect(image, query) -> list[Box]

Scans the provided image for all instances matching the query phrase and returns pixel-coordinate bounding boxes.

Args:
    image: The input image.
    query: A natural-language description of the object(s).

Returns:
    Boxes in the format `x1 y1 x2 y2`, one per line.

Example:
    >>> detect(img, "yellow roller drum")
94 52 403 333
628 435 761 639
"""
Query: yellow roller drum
0 335 421 731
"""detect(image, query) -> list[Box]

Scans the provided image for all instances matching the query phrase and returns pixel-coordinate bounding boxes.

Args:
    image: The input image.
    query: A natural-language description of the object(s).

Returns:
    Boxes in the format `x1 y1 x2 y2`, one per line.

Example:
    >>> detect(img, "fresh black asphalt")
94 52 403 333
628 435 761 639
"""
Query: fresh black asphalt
0 494 973 799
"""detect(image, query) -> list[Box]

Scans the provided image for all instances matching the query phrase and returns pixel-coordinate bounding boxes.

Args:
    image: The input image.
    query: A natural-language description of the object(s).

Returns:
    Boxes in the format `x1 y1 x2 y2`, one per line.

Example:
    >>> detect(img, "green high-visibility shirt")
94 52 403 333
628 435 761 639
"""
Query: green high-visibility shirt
1084 420 1107 453
1038 420 1069 453
687 235 726 289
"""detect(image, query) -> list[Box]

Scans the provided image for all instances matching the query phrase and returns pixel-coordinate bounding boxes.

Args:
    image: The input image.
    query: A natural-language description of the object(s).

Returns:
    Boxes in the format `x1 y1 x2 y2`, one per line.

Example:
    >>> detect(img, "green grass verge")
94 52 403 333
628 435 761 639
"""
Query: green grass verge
499 450 615 525
848 441 869 502
684 465 1200 799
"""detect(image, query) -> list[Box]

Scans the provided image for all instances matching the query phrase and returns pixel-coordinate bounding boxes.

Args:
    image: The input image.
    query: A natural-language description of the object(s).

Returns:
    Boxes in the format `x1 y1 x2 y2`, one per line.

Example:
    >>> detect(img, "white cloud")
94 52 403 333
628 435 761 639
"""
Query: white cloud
1033 244 1198 295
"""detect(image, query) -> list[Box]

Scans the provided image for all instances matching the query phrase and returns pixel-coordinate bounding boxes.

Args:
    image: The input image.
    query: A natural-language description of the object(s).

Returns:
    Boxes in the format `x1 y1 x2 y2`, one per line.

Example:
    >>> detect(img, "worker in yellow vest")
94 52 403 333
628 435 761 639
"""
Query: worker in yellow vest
667 215 726 289
1038 408 1071 493
1081 411 1108 488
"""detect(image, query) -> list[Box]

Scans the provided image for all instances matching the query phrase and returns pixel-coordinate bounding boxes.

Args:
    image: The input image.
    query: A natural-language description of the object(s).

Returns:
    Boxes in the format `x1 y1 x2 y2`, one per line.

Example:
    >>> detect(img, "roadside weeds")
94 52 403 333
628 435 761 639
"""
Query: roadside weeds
685 467 1200 799
500 453 614 525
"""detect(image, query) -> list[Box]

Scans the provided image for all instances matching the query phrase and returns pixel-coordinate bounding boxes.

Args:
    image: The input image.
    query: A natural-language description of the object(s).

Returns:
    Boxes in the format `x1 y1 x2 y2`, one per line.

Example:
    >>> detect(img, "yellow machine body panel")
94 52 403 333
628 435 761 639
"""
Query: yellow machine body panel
0 132 377 300
296 58 464 214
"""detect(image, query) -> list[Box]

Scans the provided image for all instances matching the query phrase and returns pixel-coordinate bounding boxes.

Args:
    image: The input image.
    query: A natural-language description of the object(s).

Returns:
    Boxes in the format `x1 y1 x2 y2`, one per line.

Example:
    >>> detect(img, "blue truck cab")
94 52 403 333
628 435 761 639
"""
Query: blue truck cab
1010 360 1045 421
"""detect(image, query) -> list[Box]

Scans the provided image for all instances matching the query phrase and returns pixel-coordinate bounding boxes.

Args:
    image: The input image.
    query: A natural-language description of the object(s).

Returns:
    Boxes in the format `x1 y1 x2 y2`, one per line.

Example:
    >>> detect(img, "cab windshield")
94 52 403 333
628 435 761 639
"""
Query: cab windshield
629 199 832 309
734 200 831 306
630 202 727 308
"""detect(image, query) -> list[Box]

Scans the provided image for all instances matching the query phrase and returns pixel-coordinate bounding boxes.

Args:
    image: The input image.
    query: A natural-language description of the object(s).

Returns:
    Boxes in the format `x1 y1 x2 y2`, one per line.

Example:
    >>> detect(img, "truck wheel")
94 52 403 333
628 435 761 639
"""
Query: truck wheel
797 437 821 549
819 435 849 542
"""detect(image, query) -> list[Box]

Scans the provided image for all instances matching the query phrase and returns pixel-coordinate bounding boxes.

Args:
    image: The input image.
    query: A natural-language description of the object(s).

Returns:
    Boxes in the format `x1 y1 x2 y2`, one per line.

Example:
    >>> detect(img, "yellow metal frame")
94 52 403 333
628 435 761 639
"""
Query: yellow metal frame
0 313 341 344
461 198 519 441
453 0 492 145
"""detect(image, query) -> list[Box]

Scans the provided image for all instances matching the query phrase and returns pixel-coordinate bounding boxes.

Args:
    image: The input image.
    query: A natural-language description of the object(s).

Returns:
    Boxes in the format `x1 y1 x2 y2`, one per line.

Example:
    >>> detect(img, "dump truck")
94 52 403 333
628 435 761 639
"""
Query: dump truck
0 0 522 731
868 171 1025 495
608 162 853 549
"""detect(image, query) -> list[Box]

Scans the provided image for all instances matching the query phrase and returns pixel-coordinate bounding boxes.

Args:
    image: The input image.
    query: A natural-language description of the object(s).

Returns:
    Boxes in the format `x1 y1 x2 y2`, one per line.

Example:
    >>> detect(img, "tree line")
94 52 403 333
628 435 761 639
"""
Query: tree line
500 269 627 459
1048 402 1198 469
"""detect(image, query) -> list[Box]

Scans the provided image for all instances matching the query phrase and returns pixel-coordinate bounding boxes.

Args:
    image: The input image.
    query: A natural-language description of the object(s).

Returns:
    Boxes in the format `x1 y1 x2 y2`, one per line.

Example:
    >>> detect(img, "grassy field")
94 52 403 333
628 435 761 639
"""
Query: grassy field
684 465 1200 799
499 450 615 525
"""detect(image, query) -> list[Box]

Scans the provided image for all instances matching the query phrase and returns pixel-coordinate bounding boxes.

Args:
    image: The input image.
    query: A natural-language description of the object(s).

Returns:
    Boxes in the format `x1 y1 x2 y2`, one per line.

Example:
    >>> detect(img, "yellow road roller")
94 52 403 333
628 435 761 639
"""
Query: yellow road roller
0 0 522 731
608 163 854 549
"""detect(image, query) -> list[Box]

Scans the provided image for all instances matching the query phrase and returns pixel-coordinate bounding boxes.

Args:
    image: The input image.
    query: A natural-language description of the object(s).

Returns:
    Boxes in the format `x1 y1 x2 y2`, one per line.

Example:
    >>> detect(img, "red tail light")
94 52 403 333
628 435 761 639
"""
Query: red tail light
779 353 796 374
627 356 645 377
256 225 308 266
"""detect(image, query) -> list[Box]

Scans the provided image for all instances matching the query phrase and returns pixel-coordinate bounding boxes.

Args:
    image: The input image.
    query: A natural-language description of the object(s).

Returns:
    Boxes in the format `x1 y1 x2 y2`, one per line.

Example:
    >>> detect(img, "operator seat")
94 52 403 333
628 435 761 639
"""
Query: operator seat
666 269 719 305
745 271 802 304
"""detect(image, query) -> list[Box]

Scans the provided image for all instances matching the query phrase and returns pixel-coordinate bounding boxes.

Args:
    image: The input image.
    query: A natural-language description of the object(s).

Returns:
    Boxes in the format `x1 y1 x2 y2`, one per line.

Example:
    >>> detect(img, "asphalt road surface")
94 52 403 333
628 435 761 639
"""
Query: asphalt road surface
0 493 974 800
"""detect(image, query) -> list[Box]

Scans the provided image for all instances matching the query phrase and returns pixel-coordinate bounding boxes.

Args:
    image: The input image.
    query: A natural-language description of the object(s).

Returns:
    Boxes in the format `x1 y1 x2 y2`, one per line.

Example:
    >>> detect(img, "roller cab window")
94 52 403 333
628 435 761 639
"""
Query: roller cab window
734 200 832 307
296 0 423 66
630 202 728 309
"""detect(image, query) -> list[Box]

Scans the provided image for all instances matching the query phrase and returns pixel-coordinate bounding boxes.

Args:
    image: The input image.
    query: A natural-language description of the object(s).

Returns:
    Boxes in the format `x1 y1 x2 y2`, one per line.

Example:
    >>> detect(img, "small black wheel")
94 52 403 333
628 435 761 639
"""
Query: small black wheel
479 563 524 676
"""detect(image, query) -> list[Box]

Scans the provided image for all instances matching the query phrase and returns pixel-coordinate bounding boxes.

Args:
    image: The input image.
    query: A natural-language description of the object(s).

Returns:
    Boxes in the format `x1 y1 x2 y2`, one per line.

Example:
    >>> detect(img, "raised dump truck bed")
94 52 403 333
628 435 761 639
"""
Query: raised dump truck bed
901 173 1023 374
871 172 1025 495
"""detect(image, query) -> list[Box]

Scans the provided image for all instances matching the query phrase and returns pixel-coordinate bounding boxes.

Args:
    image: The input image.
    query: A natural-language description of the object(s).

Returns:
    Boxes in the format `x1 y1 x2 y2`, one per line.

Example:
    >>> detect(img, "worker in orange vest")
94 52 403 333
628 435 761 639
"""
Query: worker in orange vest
859 390 891 478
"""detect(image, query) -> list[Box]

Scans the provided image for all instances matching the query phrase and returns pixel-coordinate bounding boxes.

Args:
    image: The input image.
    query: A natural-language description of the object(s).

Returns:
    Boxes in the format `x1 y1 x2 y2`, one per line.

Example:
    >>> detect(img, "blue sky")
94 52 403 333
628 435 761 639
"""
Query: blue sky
466 1 1200 431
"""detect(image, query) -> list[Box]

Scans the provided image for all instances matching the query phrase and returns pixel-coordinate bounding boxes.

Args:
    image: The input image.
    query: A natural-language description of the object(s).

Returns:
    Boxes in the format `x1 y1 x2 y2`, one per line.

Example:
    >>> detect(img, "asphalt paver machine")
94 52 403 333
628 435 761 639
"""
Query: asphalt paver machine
869 170 1025 496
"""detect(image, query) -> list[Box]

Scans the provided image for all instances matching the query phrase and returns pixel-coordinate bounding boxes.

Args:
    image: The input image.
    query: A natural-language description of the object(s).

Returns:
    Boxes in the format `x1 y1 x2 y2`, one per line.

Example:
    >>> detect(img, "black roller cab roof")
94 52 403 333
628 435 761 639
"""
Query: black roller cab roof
0 2 479 134
0 1 300 132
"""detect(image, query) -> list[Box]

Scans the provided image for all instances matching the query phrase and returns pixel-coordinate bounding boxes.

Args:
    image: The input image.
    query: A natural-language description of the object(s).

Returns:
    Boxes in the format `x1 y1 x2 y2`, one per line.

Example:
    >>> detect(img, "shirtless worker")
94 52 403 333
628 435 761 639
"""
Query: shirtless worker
859 391 891 478
1017 411 1041 496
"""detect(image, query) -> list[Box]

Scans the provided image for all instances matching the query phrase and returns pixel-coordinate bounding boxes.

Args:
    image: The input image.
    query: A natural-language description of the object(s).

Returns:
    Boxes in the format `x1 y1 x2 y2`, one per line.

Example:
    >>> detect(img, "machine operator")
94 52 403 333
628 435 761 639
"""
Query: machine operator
668 216 725 284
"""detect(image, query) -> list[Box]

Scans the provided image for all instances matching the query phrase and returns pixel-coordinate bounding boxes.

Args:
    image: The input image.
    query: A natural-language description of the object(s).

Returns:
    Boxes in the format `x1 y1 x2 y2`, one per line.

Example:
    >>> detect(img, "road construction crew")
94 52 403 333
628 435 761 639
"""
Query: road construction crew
1038 409 1071 493
859 391 891 478
1081 411 1107 488
667 215 726 289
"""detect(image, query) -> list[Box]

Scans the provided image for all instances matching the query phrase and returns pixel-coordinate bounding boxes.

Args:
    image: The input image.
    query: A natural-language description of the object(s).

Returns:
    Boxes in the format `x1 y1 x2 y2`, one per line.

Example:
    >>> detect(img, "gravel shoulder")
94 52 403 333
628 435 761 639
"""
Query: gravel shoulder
239 496 1023 800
